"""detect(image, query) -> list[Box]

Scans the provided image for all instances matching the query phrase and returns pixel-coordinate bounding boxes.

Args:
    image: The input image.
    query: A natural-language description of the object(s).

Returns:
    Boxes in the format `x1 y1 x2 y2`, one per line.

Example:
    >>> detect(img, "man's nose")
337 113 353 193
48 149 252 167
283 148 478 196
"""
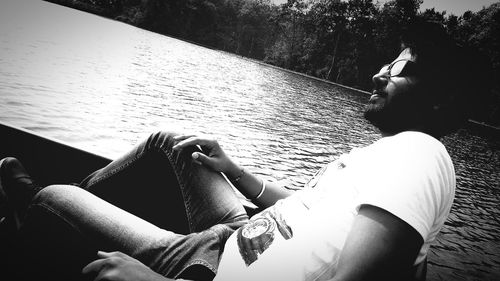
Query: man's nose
372 72 388 90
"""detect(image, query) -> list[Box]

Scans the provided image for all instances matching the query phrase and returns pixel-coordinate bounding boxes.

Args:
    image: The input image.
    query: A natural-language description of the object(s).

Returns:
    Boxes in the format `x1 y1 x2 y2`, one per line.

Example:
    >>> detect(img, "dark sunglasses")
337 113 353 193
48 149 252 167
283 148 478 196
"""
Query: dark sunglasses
379 59 419 78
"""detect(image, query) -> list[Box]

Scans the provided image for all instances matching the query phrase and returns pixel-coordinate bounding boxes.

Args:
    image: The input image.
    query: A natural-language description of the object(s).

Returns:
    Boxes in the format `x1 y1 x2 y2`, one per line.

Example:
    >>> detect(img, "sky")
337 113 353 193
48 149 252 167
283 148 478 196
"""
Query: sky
272 0 499 16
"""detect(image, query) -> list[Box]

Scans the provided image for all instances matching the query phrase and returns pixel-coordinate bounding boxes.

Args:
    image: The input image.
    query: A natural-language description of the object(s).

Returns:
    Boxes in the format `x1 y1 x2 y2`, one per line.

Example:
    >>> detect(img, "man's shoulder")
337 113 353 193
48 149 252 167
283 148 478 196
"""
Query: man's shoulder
375 131 446 153
358 131 452 170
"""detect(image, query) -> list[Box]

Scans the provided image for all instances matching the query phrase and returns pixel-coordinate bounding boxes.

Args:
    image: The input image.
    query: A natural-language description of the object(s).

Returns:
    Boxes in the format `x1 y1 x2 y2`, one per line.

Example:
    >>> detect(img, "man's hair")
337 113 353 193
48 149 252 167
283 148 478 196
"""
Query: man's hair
400 19 492 137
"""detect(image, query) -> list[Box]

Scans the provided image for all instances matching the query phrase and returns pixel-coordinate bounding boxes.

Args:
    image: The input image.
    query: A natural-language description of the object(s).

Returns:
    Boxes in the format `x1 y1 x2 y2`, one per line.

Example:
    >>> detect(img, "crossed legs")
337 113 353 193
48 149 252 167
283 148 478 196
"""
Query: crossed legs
9 131 248 280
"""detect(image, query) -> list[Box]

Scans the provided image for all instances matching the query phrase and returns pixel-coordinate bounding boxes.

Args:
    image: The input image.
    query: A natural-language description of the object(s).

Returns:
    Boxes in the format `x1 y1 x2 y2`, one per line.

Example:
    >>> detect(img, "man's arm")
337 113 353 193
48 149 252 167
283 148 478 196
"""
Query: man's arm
332 204 423 281
172 135 293 209
222 162 294 209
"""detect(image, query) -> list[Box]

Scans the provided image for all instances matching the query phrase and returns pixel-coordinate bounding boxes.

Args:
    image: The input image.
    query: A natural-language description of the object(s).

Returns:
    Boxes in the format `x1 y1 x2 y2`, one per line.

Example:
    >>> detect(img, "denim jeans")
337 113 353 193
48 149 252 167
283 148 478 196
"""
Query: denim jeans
19 131 249 280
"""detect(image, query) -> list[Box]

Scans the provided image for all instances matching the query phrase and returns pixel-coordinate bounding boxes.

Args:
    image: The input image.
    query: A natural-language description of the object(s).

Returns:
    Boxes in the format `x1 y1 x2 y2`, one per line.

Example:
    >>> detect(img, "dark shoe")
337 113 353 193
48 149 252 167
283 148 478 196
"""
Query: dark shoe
0 158 20 234
0 157 40 233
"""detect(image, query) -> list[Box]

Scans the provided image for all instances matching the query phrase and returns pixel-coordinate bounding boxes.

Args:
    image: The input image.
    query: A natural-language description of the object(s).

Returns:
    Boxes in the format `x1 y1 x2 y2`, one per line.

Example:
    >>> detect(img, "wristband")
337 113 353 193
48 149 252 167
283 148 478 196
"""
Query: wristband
252 179 266 201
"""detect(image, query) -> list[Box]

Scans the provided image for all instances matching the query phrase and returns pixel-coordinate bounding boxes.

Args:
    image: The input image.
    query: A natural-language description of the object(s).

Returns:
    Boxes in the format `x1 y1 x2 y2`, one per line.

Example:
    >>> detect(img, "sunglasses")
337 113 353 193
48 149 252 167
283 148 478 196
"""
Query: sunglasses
379 59 419 78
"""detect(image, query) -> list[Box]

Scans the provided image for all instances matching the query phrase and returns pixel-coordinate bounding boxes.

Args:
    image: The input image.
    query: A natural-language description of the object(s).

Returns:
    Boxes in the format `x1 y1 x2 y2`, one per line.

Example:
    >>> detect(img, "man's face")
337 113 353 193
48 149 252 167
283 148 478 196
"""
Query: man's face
364 48 424 135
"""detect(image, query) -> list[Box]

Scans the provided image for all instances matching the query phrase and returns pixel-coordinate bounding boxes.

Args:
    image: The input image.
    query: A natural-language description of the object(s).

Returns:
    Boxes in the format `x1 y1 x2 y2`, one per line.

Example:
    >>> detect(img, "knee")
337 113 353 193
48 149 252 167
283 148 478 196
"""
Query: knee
31 185 79 206
144 130 201 161
146 130 180 152
150 130 180 141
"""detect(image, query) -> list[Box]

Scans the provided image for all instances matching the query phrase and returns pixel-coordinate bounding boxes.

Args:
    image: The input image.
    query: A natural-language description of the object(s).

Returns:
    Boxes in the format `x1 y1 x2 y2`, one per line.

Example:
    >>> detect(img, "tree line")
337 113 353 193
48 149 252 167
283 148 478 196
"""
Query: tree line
47 0 500 126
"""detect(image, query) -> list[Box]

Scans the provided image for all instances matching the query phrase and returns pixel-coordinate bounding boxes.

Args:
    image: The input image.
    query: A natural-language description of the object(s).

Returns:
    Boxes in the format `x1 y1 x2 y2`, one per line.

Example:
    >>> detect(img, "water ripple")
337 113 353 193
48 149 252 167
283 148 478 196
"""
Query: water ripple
1 1 499 280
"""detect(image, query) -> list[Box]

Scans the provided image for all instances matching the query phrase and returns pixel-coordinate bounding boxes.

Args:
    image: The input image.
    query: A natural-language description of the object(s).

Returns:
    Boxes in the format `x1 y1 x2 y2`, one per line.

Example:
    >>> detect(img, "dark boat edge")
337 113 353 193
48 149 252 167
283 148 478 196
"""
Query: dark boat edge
0 121 258 213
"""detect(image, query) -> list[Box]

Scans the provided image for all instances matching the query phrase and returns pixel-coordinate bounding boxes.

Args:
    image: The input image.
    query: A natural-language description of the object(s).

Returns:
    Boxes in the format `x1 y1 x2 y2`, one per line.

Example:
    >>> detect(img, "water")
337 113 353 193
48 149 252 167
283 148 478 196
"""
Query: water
1 1 499 280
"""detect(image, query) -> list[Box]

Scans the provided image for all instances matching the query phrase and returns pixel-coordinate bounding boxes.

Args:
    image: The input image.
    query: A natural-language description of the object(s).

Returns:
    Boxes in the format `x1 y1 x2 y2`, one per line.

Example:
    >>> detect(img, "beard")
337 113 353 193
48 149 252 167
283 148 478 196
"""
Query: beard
363 93 424 135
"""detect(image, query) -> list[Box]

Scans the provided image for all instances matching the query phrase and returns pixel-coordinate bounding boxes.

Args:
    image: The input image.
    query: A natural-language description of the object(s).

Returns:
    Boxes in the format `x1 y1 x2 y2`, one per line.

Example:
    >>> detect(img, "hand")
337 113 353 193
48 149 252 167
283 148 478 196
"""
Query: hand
172 135 238 175
82 251 170 281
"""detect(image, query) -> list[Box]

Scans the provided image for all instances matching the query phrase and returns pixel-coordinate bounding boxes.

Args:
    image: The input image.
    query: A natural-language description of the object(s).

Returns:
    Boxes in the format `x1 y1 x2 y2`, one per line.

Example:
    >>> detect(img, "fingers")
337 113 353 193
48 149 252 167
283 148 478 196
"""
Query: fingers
97 251 113 258
82 251 131 275
172 134 229 172
172 136 217 151
82 251 117 275
97 251 129 259
82 258 107 275
172 134 196 142
192 151 212 165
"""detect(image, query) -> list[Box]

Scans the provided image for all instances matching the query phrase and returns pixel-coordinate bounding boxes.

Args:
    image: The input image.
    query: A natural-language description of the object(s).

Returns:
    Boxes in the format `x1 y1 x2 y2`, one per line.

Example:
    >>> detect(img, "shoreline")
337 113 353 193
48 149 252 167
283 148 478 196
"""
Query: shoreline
223 50 500 133
467 120 500 134
237 53 371 96
40 0 500 134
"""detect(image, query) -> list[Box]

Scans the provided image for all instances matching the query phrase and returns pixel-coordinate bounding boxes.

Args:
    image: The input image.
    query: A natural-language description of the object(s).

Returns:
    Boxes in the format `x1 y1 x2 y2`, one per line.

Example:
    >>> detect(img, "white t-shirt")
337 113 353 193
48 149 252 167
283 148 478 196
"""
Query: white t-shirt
214 131 455 281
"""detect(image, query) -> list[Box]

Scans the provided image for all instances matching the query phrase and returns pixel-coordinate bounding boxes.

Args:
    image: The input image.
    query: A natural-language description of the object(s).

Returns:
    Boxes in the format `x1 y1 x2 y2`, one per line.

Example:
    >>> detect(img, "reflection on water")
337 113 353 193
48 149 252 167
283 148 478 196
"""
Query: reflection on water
1 0 499 280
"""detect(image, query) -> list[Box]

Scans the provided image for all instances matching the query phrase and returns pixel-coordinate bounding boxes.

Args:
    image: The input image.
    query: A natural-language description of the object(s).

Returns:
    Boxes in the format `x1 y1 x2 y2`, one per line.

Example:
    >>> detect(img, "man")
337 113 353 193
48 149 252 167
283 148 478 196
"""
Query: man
0 21 489 281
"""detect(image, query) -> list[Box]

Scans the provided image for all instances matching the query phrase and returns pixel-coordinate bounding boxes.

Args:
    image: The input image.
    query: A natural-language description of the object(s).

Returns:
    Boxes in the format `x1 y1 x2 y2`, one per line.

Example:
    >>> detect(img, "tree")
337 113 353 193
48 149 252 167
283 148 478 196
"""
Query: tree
234 0 273 59
265 0 310 69
51 0 500 125
454 3 500 124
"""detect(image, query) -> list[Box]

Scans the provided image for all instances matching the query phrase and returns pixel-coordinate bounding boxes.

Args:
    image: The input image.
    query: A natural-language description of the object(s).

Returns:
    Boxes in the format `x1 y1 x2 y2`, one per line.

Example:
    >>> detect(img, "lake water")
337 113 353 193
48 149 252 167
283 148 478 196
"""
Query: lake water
1 1 499 280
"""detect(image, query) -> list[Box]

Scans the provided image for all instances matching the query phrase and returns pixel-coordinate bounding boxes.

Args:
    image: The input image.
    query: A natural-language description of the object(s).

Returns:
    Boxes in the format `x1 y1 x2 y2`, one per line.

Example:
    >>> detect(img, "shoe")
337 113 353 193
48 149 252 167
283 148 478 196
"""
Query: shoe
0 158 20 234
0 157 39 233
